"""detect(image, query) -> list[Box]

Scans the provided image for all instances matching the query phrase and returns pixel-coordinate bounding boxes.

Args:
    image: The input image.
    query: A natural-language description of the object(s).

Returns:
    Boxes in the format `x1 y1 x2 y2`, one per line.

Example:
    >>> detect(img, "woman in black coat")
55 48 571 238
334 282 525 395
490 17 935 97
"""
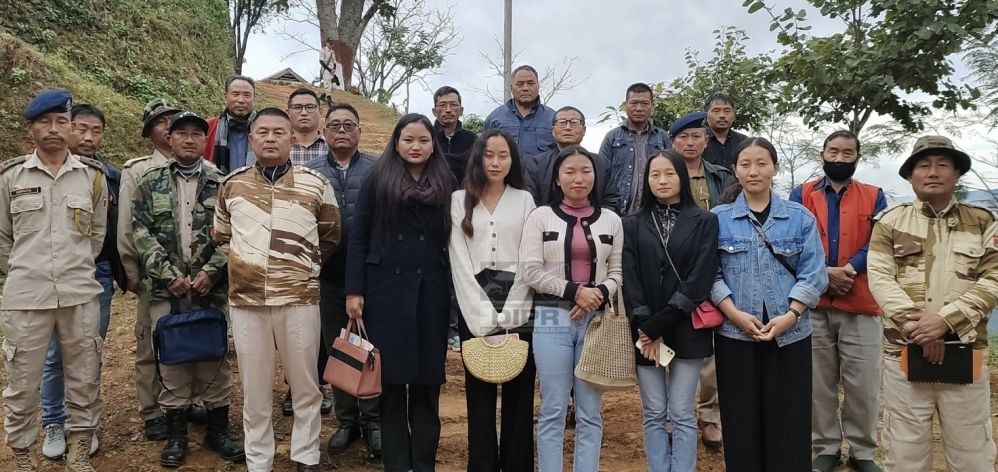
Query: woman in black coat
345 113 454 472
622 149 719 472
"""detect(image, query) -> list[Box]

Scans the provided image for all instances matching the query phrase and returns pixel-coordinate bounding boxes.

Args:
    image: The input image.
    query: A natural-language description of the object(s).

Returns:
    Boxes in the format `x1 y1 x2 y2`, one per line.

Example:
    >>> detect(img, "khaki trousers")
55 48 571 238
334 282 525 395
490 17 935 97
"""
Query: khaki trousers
231 304 322 471
883 356 996 472
149 300 231 411
811 308 882 459
697 356 721 425
2 299 102 448
133 296 164 420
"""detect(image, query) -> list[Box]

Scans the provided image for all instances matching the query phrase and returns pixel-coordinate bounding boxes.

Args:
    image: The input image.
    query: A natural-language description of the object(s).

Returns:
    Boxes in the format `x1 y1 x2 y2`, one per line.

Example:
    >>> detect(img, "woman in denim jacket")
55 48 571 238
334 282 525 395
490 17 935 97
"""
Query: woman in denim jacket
709 137 828 471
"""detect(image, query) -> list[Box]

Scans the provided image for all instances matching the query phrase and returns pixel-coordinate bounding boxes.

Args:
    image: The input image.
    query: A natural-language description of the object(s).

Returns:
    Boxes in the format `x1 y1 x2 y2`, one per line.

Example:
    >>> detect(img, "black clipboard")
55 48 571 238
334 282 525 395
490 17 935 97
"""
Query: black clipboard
901 342 979 384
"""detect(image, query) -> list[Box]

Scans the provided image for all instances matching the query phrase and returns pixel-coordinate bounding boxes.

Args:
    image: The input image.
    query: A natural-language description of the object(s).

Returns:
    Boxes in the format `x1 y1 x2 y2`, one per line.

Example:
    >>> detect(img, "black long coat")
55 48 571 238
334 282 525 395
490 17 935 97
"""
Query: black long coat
622 205 719 363
345 180 452 385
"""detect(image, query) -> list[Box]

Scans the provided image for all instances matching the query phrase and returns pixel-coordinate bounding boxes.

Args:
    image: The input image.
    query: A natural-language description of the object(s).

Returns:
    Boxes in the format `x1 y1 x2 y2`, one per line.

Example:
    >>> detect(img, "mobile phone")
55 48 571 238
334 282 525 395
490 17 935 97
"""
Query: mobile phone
635 340 677 366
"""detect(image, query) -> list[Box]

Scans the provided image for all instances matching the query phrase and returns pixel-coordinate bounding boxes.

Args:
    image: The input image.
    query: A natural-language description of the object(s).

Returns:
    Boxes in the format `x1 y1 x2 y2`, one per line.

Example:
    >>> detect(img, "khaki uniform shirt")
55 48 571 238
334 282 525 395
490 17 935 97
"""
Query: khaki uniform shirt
868 199 998 354
0 152 109 310
174 168 201 264
118 149 171 285
690 162 711 211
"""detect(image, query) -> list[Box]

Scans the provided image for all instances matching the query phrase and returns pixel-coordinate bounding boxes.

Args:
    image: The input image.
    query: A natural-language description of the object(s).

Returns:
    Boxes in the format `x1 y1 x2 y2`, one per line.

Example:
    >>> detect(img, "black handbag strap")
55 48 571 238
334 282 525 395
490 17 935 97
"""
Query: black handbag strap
652 212 684 284
749 219 797 278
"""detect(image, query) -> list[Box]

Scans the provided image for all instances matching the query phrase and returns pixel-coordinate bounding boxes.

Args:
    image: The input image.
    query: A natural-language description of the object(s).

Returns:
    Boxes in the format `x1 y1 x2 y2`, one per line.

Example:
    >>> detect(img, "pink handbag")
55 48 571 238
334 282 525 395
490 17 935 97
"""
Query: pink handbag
323 319 382 399
692 300 723 330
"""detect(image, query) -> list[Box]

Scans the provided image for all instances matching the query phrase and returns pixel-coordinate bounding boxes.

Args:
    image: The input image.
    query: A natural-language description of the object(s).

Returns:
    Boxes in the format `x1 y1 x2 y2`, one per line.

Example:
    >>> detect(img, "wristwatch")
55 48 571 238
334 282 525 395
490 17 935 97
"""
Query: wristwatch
787 307 802 319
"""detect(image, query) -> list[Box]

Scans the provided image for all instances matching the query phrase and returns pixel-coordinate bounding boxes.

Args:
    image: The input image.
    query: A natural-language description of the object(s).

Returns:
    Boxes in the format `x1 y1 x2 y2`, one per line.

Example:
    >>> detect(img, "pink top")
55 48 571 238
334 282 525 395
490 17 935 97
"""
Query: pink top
560 200 594 285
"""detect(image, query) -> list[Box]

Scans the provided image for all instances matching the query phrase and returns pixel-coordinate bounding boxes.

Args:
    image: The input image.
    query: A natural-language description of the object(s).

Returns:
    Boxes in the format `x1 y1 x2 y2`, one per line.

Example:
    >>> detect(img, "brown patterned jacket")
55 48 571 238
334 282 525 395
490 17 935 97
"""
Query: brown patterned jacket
213 164 341 306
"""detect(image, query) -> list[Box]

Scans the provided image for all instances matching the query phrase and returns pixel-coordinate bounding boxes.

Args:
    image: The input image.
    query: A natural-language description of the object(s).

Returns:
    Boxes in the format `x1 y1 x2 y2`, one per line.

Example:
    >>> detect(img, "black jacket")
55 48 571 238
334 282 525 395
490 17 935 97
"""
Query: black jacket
305 151 376 286
345 179 453 385
95 156 127 291
622 205 719 362
434 120 477 186
522 147 621 211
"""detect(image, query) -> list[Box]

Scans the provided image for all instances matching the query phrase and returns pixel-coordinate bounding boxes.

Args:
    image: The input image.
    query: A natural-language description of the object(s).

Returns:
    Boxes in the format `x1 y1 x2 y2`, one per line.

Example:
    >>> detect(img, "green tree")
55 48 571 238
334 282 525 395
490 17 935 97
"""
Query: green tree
964 25 998 128
230 0 290 74
745 0 997 135
463 113 484 134
599 27 775 132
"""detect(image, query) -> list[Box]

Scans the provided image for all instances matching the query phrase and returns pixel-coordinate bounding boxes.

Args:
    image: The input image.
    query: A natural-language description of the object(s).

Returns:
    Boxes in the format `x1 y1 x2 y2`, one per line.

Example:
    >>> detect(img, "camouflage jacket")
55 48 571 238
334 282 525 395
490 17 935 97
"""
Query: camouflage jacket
213 164 341 306
868 199 998 353
132 159 227 303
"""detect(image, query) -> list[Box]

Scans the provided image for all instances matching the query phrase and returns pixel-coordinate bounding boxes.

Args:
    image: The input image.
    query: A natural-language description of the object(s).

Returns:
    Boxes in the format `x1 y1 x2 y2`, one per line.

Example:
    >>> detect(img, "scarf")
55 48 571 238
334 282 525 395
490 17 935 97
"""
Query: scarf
174 159 202 179
214 109 257 173
401 173 436 206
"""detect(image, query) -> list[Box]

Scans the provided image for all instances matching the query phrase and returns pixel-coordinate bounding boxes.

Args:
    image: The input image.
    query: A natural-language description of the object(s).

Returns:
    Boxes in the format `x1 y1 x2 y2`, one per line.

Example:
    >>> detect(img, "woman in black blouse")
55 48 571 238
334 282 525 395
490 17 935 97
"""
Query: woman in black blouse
622 149 719 472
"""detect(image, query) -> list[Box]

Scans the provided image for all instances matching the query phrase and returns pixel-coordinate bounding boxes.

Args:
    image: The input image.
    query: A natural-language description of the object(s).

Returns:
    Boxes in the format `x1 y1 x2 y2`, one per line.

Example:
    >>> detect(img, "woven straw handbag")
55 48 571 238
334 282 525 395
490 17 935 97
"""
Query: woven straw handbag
574 292 637 391
461 333 529 384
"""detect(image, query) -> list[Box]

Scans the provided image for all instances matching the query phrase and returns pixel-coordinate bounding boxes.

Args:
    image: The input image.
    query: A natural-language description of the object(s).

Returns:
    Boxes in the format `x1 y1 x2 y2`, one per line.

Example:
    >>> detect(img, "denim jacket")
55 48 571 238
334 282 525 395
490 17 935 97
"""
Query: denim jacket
597 122 670 214
484 99 557 160
710 193 829 346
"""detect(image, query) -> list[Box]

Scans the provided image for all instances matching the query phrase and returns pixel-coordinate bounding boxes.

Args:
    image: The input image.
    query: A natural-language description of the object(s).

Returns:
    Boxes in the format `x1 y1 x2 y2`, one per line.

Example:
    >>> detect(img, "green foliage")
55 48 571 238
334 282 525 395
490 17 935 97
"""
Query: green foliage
0 0 233 164
964 26 998 128
599 27 775 133
463 113 484 134
745 0 998 135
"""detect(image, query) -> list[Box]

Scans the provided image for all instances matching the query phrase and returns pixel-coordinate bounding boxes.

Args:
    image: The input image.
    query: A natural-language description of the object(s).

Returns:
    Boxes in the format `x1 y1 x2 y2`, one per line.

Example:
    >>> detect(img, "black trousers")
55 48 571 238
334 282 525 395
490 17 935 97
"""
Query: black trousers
458 315 536 472
380 383 442 472
715 334 812 472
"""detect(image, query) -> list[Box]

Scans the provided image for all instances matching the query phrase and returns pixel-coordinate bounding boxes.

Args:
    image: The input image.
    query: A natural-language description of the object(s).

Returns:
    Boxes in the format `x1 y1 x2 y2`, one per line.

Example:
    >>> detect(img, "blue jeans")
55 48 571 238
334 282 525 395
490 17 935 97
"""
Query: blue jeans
41 260 113 427
533 306 602 472
636 358 703 472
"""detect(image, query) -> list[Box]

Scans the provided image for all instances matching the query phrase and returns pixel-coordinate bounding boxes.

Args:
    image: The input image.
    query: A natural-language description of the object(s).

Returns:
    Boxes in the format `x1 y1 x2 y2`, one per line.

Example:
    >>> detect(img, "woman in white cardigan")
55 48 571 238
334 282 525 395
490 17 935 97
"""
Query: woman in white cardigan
448 128 536 472
519 145 623 472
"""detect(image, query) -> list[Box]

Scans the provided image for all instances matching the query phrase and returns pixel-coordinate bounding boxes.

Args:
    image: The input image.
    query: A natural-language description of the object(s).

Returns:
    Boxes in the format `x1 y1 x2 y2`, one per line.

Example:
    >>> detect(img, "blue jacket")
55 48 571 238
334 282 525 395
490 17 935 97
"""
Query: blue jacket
597 122 671 214
484 99 556 160
710 193 829 346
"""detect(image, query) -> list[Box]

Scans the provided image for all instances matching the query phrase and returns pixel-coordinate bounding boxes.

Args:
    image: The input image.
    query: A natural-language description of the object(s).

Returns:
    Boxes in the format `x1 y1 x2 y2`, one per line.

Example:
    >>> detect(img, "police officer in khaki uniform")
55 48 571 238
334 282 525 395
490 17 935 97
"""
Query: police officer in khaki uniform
1 89 109 472
868 136 998 471
117 99 181 440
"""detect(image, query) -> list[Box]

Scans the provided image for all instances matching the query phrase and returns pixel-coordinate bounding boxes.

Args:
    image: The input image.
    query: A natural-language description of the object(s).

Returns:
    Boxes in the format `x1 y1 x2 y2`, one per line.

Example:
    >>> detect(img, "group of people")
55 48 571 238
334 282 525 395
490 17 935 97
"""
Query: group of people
0 61 994 472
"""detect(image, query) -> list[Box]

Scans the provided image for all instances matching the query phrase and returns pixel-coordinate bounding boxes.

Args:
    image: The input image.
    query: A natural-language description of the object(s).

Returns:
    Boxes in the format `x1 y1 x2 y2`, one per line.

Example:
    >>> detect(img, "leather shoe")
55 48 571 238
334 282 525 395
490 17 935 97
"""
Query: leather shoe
812 454 842 472
144 416 168 441
296 462 319 471
363 426 382 460
327 426 361 455
847 457 882 472
700 422 723 449
282 391 294 417
186 404 208 425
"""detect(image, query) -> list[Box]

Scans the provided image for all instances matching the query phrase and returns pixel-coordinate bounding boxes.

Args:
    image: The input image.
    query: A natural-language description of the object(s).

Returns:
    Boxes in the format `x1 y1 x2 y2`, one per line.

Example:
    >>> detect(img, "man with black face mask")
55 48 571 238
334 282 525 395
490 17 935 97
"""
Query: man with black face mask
789 130 888 472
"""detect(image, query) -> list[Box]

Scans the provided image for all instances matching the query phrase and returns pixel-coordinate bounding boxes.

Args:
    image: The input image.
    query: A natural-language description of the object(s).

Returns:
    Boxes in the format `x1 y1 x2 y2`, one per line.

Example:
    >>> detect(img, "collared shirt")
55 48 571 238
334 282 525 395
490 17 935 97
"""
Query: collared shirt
789 177 888 271
119 149 172 284
628 123 651 210
0 152 109 310
172 165 202 264
691 171 711 211
228 129 250 169
484 99 557 160
703 129 747 169
291 132 329 166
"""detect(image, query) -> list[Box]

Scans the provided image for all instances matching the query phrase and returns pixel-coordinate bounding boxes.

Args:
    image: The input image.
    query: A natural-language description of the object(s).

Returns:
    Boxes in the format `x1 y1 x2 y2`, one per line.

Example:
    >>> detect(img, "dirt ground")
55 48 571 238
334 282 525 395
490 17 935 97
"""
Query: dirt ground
0 293 996 471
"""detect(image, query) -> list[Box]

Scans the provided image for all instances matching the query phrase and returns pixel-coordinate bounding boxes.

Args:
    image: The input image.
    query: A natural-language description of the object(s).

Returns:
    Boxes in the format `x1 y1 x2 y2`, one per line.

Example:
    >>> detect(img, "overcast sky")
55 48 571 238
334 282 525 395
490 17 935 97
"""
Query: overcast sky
243 0 995 199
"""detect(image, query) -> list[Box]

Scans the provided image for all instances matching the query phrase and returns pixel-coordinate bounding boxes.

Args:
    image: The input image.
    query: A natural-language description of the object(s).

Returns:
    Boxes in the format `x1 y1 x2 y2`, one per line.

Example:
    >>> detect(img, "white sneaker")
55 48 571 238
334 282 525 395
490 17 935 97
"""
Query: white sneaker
42 423 67 459
89 431 99 457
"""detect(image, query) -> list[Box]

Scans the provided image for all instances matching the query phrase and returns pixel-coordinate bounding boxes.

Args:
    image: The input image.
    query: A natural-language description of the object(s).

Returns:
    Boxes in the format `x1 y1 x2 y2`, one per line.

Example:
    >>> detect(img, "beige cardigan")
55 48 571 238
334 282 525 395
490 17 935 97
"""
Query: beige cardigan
449 187 537 337
519 204 623 308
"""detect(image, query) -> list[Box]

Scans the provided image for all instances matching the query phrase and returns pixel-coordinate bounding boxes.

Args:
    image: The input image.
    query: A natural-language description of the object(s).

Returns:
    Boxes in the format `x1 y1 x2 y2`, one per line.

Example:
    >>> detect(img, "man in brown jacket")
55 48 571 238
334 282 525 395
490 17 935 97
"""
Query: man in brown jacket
213 108 340 472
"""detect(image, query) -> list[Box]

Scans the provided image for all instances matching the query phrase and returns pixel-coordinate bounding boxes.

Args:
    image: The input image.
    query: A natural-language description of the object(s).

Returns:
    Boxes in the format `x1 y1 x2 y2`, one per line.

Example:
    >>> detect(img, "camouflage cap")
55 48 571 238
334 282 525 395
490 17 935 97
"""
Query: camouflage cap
899 135 971 179
141 98 180 138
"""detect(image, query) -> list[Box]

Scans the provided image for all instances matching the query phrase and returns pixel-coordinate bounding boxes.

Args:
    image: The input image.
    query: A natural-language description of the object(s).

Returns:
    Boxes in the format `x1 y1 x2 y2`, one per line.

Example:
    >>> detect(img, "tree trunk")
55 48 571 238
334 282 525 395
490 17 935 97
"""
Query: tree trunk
316 0 386 89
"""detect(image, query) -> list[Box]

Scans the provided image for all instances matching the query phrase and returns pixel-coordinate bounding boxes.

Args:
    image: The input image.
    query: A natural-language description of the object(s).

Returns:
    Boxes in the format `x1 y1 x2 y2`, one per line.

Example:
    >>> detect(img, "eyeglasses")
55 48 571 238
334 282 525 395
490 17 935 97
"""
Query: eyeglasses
326 122 357 132
555 119 584 128
290 104 319 113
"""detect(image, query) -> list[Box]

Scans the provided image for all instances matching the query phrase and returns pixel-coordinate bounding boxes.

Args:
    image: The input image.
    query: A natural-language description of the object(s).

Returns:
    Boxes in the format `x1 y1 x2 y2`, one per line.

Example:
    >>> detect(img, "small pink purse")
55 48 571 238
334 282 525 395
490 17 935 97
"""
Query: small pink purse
692 300 723 330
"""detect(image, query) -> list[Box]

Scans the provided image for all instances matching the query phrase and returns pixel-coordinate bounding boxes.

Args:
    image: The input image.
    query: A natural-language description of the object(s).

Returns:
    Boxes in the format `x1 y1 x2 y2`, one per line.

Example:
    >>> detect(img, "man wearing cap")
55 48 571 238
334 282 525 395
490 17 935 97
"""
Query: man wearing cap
118 98 180 441
789 130 887 472
214 108 341 472
132 111 244 467
669 110 734 449
868 136 998 471
701 92 747 170
40 103 125 461
205 75 257 173
599 82 670 215
0 88 108 472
